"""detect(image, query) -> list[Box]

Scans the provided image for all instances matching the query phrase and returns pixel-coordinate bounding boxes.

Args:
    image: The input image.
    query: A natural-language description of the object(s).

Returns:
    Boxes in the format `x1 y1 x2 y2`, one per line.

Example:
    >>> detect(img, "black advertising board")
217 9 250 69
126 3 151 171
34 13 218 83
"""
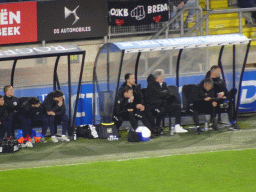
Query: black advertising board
108 0 169 26
37 0 108 41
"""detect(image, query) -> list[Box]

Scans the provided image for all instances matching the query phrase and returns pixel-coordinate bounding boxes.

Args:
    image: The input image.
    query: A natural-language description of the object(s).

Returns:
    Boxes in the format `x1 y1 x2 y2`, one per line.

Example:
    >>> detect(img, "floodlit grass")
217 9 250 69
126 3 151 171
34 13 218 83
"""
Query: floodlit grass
1 149 256 192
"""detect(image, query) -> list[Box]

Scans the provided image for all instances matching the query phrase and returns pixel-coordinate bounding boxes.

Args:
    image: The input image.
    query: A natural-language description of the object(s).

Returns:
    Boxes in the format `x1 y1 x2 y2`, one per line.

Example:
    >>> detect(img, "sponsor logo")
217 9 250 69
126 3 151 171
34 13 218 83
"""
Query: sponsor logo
64 6 80 25
109 3 168 21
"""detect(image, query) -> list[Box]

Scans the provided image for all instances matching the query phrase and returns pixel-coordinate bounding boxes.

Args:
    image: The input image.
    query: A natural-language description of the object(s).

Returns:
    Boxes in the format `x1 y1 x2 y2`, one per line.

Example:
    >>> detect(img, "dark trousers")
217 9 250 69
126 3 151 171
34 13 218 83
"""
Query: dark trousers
20 116 48 137
216 88 237 122
0 117 13 140
145 102 182 128
115 110 153 131
46 114 69 136
193 101 215 126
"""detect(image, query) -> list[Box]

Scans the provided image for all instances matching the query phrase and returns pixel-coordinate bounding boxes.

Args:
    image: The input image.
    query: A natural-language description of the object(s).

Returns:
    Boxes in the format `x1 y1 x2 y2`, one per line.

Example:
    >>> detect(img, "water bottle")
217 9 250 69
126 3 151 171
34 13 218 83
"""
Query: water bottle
73 131 77 141
169 124 175 136
204 121 208 132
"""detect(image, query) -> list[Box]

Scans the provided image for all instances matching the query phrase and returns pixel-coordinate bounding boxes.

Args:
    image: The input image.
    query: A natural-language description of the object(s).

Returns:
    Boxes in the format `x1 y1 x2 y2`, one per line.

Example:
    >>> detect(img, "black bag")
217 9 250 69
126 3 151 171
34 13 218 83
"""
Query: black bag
128 130 140 142
96 123 118 139
0 139 20 153
77 125 98 139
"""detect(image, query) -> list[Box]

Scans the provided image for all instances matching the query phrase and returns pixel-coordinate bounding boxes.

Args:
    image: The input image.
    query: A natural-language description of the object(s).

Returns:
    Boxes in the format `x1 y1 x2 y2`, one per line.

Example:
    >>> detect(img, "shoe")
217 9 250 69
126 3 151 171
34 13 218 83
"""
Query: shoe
40 137 47 143
31 137 35 144
51 136 58 143
229 123 240 131
26 141 33 148
61 135 70 142
175 124 188 133
186 17 196 23
196 126 202 134
20 143 26 148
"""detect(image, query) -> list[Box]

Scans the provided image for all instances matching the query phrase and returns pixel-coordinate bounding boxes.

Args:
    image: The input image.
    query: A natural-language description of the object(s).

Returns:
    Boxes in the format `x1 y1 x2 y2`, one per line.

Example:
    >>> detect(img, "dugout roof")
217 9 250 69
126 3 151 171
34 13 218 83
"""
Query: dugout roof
0 44 86 135
93 34 250 125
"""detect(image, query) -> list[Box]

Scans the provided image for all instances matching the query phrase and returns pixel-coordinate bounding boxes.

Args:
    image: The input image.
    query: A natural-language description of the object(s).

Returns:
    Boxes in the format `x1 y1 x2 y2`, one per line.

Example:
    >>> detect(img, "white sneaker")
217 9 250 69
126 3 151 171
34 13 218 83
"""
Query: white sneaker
175 124 188 133
26 141 33 147
51 136 58 143
31 137 35 144
61 135 70 142
20 143 26 148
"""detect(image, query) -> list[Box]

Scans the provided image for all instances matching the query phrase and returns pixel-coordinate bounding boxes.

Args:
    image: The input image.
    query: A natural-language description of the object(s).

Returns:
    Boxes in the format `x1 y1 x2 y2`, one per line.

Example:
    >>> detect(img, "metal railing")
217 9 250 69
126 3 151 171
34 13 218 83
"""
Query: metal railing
184 7 256 37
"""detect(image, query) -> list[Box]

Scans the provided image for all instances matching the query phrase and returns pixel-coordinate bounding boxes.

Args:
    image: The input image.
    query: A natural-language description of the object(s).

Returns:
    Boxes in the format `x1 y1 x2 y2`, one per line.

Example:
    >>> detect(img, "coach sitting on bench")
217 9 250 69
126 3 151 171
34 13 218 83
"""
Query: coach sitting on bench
146 69 187 133
192 78 217 134
205 65 238 130
114 85 155 135
43 90 70 143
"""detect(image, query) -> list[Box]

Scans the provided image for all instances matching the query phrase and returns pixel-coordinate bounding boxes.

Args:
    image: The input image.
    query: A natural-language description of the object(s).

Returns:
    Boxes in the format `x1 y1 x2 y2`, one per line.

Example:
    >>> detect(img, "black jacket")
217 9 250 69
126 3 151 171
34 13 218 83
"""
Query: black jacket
114 94 134 116
0 105 8 122
146 74 170 106
20 100 45 119
192 80 215 103
205 71 228 97
118 82 144 105
4 95 19 116
43 92 66 116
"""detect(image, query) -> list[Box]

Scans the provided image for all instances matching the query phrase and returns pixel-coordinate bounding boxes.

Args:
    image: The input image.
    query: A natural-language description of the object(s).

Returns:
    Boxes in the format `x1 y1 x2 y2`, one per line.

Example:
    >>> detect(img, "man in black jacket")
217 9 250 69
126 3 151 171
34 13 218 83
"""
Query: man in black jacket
205 65 238 130
0 95 12 143
192 78 217 134
3 85 19 139
43 90 70 142
19 97 48 147
114 85 155 134
145 69 187 133
118 73 145 112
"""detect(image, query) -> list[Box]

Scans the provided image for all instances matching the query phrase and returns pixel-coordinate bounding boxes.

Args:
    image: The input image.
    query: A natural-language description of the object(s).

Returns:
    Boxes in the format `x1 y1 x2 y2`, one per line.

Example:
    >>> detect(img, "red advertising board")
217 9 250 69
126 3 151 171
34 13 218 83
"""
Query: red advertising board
0 2 37 45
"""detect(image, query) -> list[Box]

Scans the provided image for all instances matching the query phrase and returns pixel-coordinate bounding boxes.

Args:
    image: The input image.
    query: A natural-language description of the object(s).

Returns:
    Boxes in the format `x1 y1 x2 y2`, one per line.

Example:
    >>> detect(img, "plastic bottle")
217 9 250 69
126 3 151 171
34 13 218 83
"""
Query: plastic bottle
204 121 208 132
73 131 77 140
170 124 175 136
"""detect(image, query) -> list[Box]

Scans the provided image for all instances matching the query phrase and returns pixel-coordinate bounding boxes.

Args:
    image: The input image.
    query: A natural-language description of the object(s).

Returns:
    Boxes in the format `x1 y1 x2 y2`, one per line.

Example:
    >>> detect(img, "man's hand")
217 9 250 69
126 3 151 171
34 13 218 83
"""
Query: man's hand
129 96 134 103
217 92 225 98
136 104 145 111
47 111 55 116
205 97 211 101
127 109 134 112
212 101 217 107
58 99 63 107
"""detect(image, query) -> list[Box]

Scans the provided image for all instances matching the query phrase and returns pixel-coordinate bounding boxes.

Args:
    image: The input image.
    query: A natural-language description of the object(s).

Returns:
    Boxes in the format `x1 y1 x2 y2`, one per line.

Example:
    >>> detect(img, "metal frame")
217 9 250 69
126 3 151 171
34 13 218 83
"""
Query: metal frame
0 45 86 135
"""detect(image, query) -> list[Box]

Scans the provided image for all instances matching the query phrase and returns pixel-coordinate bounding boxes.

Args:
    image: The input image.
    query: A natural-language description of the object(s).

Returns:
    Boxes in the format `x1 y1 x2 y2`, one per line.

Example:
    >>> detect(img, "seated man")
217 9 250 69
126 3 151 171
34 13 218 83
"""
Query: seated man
19 97 48 147
0 95 12 143
43 90 70 142
146 69 187 133
113 85 157 135
192 78 217 134
118 73 145 119
3 85 19 139
205 65 238 130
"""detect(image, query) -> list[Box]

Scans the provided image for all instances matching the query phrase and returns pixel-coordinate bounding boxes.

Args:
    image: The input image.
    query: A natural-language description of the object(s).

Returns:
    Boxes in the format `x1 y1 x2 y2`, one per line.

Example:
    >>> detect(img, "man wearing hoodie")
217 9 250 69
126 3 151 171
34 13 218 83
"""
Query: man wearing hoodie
19 97 48 147
205 65 238 130
43 90 70 142
145 69 187 133
192 78 217 134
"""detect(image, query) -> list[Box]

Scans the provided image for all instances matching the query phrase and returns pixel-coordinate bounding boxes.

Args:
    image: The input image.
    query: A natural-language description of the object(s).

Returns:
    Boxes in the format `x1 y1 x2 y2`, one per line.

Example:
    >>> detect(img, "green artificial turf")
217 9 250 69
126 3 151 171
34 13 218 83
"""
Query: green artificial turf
1 149 256 192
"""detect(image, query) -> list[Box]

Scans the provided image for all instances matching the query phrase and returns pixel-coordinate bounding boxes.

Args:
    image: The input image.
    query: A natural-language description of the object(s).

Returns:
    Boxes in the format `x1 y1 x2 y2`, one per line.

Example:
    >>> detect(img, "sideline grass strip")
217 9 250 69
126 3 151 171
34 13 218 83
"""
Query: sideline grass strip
1 149 256 192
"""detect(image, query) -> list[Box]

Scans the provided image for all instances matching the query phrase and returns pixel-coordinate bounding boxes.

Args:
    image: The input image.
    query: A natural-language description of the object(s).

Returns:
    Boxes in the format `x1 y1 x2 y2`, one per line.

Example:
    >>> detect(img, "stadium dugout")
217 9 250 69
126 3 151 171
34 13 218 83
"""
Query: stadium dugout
93 34 250 130
0 45 85 136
